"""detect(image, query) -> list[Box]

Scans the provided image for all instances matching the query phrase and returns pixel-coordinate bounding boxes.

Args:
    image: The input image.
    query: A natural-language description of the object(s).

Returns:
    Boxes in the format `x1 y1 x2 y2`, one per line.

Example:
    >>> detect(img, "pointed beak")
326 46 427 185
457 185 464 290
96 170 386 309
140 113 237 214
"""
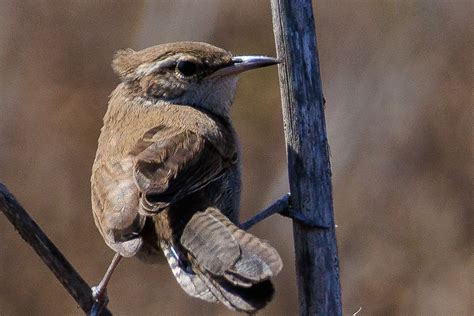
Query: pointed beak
209 55 280 78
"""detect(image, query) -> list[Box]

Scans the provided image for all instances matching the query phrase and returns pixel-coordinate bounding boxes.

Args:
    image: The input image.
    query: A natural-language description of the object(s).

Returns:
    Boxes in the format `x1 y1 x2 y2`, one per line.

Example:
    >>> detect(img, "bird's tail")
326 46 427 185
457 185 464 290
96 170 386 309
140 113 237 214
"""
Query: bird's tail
161 207 282 313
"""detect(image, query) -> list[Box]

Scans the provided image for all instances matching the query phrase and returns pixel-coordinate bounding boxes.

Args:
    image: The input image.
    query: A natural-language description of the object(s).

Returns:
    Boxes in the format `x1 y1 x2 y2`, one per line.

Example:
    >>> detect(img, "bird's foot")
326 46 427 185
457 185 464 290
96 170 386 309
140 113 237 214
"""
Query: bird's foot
90 285 109 316
92 285 109 304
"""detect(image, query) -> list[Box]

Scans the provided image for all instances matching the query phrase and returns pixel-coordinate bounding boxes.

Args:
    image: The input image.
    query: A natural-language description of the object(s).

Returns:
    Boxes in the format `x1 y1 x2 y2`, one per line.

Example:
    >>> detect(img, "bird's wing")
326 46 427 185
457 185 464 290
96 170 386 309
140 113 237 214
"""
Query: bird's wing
131 125 234 214
91 155 146 257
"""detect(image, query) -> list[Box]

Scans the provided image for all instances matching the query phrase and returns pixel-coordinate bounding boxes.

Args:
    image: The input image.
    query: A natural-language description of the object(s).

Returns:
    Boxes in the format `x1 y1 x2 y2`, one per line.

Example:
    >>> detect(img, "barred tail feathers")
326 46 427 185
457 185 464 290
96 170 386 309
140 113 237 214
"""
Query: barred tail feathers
180 207 283 312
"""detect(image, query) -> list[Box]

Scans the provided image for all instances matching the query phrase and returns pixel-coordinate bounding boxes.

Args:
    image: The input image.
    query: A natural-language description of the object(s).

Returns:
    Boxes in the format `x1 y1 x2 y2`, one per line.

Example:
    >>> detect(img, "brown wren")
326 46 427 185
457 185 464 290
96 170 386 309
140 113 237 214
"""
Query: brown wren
91 41 282 313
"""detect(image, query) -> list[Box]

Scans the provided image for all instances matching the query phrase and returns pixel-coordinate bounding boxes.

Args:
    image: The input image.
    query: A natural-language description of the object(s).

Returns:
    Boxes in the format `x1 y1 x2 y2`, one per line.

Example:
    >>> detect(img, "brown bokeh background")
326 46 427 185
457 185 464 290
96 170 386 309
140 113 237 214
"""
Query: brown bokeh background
0 1 471 315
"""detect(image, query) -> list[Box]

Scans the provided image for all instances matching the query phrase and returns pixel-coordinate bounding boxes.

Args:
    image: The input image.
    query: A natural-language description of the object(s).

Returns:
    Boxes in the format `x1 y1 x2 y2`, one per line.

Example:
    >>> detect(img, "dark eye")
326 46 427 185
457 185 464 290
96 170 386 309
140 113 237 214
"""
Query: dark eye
176 60 197 77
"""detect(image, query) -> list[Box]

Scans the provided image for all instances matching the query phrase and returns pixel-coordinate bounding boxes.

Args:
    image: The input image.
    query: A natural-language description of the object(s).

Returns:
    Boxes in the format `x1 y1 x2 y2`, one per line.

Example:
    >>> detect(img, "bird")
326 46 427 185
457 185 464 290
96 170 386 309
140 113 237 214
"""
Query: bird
90 41 282 313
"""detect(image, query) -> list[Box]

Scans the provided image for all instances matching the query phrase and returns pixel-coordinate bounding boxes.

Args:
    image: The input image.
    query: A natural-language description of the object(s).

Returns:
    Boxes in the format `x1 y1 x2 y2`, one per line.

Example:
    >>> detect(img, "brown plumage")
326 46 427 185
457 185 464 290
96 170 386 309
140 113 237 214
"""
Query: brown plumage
91 42 282 313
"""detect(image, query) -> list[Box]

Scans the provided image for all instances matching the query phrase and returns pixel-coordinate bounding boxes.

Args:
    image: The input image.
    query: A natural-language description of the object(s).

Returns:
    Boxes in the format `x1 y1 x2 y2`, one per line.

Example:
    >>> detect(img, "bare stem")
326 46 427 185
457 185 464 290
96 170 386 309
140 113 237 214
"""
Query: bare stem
0 183 112 316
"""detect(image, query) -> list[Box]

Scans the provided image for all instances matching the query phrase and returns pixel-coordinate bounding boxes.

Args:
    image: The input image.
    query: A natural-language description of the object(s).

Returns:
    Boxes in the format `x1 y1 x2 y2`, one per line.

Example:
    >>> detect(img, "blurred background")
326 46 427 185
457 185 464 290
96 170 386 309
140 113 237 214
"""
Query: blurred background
0 1 471 315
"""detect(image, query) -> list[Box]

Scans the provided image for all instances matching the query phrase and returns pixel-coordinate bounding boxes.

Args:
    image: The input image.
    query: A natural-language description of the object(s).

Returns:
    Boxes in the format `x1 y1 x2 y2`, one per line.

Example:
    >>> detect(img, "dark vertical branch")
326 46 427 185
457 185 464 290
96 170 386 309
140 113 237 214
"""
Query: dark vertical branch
0 183 112 316
270 1 342 315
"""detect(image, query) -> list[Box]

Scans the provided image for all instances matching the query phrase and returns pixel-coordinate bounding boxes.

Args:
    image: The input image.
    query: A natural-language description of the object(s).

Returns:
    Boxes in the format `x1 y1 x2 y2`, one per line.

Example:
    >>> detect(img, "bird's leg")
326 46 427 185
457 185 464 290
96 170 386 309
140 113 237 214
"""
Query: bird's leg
91 253 122 309
170 245 194 274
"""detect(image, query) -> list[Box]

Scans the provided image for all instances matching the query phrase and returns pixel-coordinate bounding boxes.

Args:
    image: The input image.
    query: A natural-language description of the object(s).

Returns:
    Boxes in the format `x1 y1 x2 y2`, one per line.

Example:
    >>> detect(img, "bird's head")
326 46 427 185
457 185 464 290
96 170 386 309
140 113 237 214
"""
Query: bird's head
112 41 278 117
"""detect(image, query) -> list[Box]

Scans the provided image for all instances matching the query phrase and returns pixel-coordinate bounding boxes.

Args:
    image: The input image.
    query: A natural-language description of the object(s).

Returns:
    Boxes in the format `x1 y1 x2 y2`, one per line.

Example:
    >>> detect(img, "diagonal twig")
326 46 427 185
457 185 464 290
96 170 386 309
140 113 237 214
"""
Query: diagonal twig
0 182 112 316
240 193 291 230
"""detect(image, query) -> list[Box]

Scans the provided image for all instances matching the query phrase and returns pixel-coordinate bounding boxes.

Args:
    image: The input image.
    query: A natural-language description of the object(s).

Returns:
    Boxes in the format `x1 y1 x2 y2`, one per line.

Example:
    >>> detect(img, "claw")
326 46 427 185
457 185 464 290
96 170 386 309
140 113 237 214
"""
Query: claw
91 285 109 304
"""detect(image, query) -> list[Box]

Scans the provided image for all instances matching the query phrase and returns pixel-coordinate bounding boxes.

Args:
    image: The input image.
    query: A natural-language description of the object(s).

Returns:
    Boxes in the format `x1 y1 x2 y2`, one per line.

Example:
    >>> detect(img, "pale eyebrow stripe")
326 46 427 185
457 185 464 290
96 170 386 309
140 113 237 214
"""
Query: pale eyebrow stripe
135 57 176 77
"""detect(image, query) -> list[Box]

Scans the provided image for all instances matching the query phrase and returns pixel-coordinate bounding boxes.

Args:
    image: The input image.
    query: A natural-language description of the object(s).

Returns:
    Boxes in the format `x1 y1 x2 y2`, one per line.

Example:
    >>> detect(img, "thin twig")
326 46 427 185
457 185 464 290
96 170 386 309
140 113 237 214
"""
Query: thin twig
0 182 112 316
240 193 290 230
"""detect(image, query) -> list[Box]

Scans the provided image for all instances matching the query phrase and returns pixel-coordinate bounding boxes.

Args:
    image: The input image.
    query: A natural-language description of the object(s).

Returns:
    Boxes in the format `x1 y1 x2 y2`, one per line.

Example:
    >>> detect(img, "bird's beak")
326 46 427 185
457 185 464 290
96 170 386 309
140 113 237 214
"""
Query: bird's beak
209 56 280 78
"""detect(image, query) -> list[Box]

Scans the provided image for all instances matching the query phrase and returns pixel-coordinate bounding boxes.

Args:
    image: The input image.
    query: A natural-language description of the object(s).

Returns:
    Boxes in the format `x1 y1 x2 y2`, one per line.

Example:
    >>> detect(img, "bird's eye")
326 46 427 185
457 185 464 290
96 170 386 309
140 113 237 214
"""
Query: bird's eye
176 60 197 77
